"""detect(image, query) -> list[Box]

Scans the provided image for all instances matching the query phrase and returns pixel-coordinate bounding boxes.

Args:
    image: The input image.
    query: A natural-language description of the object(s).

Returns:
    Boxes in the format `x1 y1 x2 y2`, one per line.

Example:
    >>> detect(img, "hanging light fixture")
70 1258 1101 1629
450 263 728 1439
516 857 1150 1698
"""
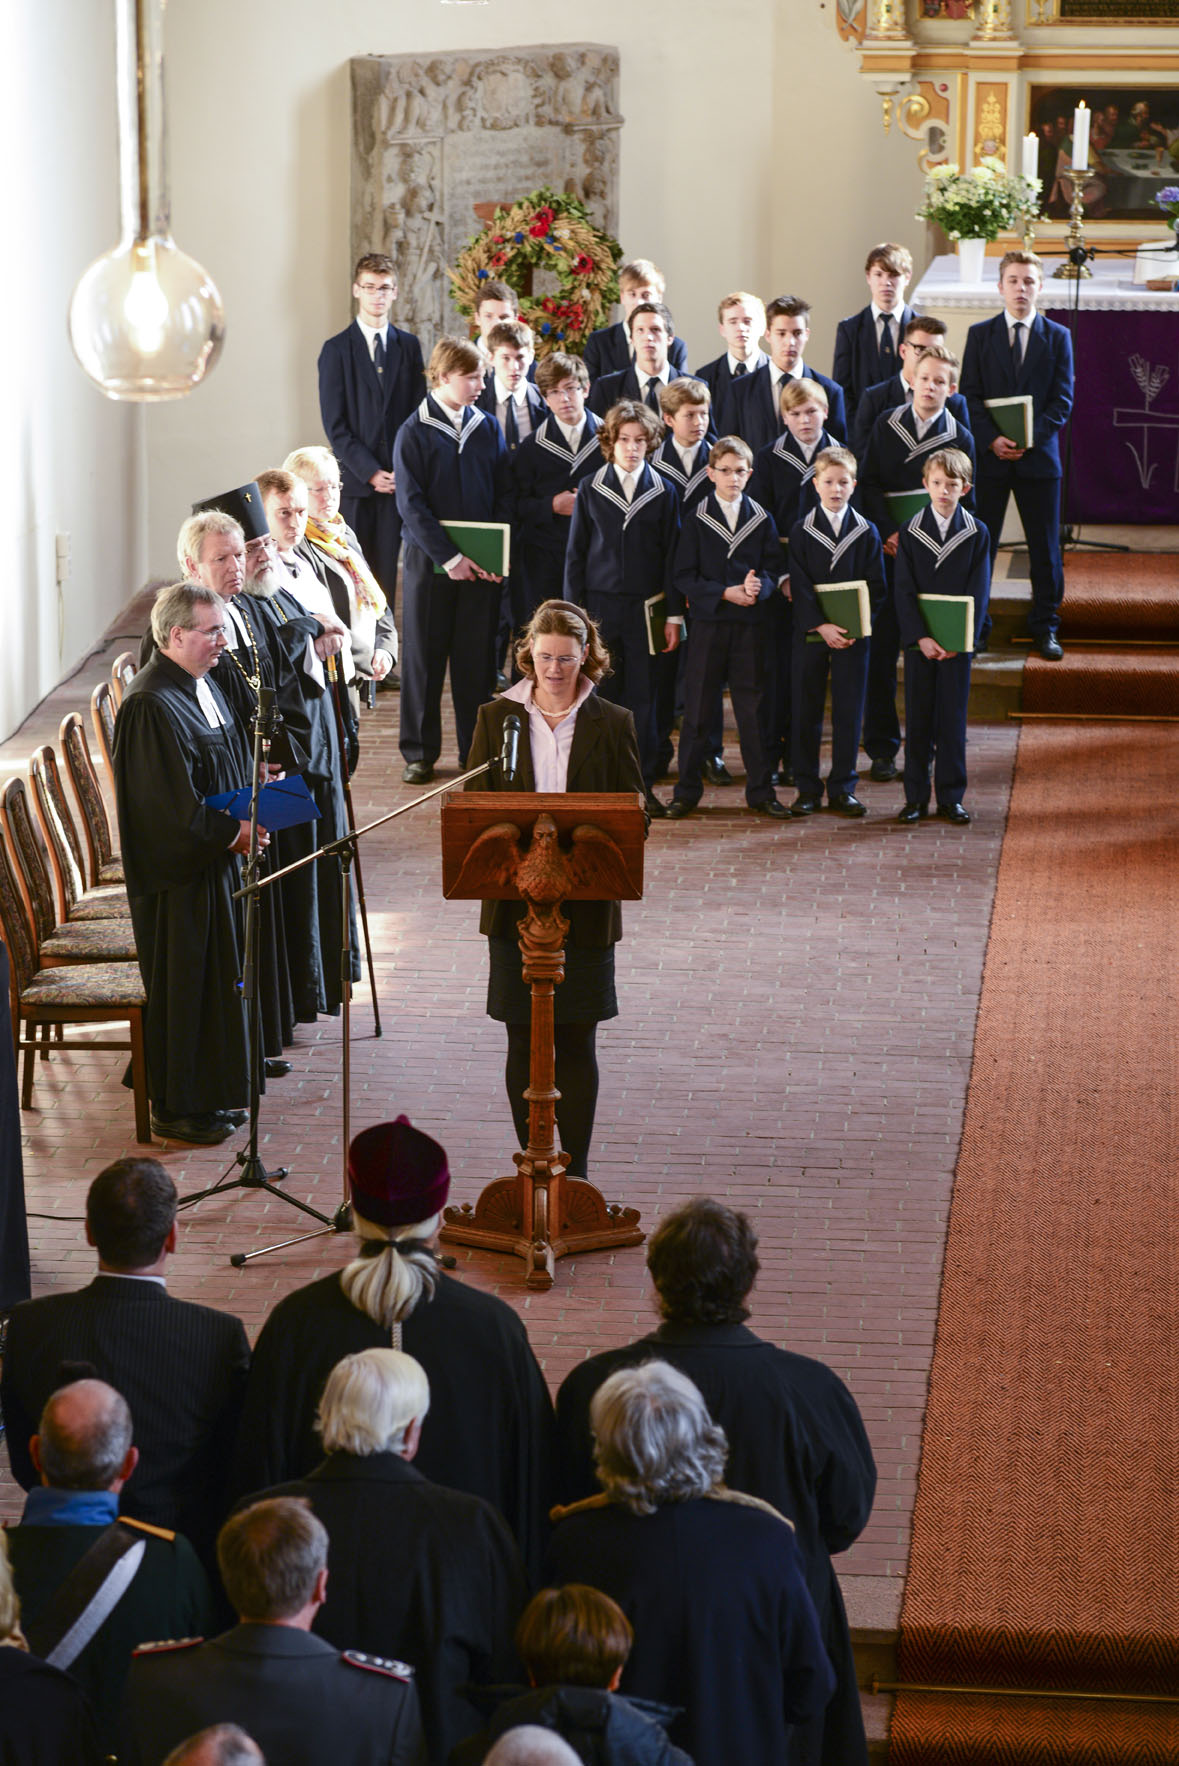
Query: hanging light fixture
68 0 224 401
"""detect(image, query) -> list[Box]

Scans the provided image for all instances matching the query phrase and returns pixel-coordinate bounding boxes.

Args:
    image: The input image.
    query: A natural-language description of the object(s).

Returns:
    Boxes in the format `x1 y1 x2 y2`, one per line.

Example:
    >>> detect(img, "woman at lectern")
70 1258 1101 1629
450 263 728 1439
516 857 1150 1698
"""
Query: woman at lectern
466 599 645 1178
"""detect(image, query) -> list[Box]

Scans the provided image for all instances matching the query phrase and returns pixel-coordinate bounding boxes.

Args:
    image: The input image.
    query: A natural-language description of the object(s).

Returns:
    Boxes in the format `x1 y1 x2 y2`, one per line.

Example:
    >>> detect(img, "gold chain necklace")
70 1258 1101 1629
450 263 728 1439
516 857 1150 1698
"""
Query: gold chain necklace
224 599 262 692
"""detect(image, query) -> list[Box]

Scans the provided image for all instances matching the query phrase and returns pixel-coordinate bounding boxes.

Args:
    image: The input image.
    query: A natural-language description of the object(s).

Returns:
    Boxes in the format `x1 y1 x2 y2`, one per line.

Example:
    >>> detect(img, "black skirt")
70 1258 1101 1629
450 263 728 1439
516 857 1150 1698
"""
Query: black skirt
486 935 618 1025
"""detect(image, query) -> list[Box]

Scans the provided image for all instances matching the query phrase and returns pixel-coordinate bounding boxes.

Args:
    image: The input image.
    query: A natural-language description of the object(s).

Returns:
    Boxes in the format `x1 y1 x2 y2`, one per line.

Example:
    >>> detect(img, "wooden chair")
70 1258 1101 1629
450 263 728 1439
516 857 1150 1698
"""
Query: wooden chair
29 746 129 926
59 713 125 890
111 651 137 707
0 810 149 1143
91 680 118 791
0 778 137 969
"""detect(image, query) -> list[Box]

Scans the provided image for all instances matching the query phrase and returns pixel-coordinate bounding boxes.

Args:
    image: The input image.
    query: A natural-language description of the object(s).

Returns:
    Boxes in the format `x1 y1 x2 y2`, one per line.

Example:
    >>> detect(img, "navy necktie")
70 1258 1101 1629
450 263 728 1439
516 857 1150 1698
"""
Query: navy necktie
733 361 748 378
372 332 385 377
645 377 662 413
504 397 519 450
1011 321 1025 375
879 315 896 373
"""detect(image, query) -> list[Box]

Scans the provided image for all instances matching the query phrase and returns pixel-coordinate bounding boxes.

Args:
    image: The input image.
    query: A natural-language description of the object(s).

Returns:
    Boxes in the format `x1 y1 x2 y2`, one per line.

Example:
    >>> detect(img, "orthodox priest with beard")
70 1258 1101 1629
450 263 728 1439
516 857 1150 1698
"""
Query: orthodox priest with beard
114 582 256 1145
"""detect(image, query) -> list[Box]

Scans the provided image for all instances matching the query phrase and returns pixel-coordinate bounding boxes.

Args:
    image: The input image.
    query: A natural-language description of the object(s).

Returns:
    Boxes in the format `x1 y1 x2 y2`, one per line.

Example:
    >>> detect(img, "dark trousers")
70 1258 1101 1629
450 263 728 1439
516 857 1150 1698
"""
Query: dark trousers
975 471 1063 639
761 590 794 768
398 544 499 768
588 596 658 789
654 633 724 776
505 1022 599 1177
791 634 870 800
902 648 972 807
862 564 902 762
342 491 403 620
674 620 773 807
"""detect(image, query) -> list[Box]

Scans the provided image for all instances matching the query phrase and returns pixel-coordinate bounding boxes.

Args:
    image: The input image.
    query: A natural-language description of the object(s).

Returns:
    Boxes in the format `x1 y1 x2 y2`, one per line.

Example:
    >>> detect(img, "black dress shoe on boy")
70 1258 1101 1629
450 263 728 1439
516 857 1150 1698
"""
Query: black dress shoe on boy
402 761 435 785
645 792 669 819
1035 634 1064 660
869 758 899 782
829 792 867 817
789 795 822 817
936 802 971 825
752 798 790 819
703 755 734 786
264 1059 293 1079
666 799 694 820
897 802 929 824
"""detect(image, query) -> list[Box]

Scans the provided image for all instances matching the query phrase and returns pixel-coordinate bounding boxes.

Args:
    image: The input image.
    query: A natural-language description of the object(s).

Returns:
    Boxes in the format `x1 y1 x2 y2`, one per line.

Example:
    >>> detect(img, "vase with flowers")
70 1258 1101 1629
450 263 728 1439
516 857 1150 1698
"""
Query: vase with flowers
917 157 1041 282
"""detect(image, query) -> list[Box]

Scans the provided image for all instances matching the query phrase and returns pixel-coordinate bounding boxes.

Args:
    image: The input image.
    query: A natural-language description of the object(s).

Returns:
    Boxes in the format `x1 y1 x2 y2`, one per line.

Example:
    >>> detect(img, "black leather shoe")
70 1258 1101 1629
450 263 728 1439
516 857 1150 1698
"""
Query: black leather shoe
402 762 435 785
829 792 867 817
897 802 929 824
869 758 899 783
150 1112 236 1146
645 792 669 819
789 794 822 817
666 800 694 820
222 1109 249 1128
264 1059 293 1079
703 756 734 786
752 798 790 819
937 802 971 825
771 767 795 788
1034 634 1064 660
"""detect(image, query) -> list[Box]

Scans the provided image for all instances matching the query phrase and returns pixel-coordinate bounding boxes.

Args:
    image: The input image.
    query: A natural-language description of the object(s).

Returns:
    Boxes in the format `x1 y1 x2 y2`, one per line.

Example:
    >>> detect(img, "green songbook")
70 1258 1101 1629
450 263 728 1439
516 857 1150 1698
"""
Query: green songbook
886 488 931 524
645 593 673 657
984 395 1033 449
805 580 872 644
432 521 511 576
918 594 975 654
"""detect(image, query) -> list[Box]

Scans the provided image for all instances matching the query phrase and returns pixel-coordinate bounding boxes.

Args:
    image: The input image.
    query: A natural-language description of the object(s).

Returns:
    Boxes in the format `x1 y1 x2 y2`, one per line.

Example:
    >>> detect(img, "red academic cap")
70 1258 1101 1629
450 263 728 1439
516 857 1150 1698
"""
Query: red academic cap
347 1116 450 1227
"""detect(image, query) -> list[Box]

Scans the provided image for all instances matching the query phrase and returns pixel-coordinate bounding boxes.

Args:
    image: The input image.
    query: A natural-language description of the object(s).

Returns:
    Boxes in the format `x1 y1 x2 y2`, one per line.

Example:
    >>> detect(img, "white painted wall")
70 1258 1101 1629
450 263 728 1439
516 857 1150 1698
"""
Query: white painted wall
5 0 146 743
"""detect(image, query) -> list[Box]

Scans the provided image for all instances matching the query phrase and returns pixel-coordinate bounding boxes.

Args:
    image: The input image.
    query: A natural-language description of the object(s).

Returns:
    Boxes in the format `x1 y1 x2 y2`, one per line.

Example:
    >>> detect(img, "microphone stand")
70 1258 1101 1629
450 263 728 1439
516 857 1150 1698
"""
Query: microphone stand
327 653 381 1035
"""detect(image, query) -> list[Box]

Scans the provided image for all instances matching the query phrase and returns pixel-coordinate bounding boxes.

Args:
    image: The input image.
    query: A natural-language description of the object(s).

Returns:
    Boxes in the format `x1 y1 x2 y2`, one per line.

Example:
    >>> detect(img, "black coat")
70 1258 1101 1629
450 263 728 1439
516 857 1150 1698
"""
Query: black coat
122 1623 426 1766
544 1494 835 1766
1 1275 250 1566
0 1647 101 1766
555 1323 876 1766
231 1269 555 1577
450 1683 693 1766
244 1452 527 1763
318 320 427 500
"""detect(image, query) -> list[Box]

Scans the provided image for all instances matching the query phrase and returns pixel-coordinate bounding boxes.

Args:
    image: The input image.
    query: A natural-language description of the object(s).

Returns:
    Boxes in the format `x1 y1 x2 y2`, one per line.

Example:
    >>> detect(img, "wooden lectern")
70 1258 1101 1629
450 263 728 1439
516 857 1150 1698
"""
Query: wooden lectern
438 792 646 1289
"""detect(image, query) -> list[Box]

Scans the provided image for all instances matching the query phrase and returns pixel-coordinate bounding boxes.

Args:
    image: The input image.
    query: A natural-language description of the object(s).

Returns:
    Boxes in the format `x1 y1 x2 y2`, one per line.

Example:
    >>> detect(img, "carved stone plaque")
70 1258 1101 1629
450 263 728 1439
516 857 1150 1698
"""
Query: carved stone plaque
350 45 622 353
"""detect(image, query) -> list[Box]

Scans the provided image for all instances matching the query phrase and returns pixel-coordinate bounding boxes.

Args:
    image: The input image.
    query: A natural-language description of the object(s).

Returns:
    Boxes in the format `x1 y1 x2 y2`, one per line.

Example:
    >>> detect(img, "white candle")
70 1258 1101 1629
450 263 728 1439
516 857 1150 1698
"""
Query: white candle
1071 103 1090 172
1022 132 1038 185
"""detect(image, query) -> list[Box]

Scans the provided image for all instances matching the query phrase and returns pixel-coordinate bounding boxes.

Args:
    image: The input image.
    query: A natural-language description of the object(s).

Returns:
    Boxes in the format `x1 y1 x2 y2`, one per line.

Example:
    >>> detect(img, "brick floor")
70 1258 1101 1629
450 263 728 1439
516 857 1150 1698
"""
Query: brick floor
0 616 1021 1623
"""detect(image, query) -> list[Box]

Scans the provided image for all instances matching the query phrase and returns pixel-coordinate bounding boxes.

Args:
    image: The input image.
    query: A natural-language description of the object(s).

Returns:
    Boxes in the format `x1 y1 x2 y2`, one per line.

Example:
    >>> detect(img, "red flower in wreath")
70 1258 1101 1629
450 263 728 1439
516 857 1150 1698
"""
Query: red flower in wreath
573 254 594 275
528 206 555 237
489 252 507 269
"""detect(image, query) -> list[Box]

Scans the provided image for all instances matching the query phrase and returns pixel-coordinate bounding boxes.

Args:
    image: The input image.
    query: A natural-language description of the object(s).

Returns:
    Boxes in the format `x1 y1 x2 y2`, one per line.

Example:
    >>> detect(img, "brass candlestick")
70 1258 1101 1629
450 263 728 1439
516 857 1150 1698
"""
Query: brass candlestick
1052 176 1092 279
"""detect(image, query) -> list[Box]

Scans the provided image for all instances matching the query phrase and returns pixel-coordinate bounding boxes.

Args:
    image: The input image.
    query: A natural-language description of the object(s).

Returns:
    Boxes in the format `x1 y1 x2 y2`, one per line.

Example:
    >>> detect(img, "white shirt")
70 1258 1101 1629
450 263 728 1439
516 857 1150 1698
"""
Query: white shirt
932 508 955 540
502 673 596 793
822 505 847 538
96 1271 167 1288
637 364 671 391
797 437 820 464
555 417 584 451
727 349 766 377
673 440 700 476
1005 310 1036 343
495 378 533 441
195 675 225 729
276 552 358 687
871 305 899 347
717 495 741 532
617 470 637 503
913 411 940 440
356 317 387 362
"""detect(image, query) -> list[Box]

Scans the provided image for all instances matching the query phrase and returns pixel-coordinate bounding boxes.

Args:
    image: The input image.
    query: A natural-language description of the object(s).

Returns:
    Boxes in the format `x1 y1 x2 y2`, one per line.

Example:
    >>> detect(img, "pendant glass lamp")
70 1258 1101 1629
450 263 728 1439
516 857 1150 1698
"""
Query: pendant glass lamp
68 0 224 401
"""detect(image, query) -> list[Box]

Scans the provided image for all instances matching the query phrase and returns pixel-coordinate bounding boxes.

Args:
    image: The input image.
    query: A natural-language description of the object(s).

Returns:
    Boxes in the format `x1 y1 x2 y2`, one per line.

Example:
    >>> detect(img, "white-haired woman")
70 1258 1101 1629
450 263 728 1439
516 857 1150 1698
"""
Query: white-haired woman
546 1361 835 1766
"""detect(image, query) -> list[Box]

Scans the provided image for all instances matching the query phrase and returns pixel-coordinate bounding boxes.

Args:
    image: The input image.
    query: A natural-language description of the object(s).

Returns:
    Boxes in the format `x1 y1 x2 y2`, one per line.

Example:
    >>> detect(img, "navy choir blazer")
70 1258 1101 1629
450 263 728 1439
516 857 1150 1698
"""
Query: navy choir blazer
393 396 512 565
787 505 887 635
851 374 972 464
564 461 679 606
475 376 548 449
722 362 847 455
583 319 689 382
692 350 769 420
894 504 992 648
860 403 976 543
587 362 686 420
749 426 835 542
831 303 915 421
651 434 714 511
670 491 782 624
960 309 1074 480
317 320 426 501
510 412 603 560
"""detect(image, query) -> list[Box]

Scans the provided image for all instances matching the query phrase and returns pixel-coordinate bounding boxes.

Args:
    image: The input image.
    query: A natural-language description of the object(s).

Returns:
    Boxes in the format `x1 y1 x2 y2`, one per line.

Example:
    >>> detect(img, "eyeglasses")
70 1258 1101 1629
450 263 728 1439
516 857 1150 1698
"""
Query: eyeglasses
357 282 395 295
191 622 228 639
534 652 581 669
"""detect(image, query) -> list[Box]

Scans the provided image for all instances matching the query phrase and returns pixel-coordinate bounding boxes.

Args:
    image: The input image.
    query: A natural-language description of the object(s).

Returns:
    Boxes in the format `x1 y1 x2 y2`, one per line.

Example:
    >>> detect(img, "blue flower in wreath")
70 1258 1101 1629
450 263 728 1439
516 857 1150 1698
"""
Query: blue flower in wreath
476 269 489 280
514 232 524 242
540 322 552 334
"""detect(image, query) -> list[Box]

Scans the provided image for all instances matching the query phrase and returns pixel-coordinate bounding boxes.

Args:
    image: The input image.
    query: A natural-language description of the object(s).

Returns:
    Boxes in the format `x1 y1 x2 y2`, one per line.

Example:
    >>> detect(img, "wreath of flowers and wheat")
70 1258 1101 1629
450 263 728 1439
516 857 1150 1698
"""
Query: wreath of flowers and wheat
448 187 621 358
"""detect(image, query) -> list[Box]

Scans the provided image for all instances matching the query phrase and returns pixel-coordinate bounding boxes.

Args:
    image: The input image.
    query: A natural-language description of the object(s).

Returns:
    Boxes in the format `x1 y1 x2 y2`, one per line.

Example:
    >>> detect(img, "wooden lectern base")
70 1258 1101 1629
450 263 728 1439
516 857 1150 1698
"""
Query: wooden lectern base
441 1155 644 1290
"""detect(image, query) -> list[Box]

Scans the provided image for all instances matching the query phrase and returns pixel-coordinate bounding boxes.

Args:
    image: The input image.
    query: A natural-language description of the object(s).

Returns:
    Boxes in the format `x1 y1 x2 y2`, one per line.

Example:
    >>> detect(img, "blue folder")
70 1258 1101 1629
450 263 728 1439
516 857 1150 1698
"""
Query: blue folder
206 774 321 830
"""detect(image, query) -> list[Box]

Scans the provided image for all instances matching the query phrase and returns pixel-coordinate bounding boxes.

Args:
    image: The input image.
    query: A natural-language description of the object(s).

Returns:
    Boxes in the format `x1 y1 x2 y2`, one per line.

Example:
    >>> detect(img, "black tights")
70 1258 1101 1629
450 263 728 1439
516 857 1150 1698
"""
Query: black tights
504 1021 599 1178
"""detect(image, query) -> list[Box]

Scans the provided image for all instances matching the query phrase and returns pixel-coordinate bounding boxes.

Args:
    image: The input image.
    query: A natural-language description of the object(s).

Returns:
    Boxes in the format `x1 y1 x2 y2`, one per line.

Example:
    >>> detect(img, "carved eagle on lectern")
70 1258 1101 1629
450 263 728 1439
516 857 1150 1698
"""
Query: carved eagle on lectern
453 813 631 904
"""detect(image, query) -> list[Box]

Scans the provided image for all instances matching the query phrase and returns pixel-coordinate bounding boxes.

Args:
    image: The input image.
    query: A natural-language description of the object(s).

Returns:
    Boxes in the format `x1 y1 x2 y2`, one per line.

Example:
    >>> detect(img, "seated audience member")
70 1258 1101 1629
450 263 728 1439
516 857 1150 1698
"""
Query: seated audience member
545 1362 835 1766
6 1379 215 1748
122 1498 425 1766
832 243 915 421
452 1584 692 1766
556 1197 876 1766
1 1158 250 1569
241 1348 526 1763
483 1731 583 1766
583 258 689 382
0 1531 102 1766
693 290 769 413
725 295 847 452
283 445 397 705
587 303 684 419
850 314 972 463
510 353 602 622
163 1726 265 1766
231 1118 554 1576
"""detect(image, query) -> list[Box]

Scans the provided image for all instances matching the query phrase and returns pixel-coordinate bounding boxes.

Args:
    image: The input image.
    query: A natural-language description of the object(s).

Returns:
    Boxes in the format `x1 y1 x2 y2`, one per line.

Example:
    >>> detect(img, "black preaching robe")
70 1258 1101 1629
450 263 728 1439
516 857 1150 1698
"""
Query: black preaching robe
242 1452 526 1763
114 652 251 1117
231 1269 555 1577
544 1495 835 1766
555 1324 876 1766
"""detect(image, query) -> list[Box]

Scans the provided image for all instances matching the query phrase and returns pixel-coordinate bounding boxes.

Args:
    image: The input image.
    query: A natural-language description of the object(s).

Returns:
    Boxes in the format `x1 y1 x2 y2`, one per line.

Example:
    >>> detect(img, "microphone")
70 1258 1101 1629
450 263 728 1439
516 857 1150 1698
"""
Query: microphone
501 712 522 785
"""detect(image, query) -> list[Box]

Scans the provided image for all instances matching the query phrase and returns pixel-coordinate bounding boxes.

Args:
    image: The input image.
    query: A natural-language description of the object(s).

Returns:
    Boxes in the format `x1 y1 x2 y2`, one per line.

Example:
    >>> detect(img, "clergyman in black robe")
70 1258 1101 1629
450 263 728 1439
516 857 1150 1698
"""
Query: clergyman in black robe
554 1198 877 1766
